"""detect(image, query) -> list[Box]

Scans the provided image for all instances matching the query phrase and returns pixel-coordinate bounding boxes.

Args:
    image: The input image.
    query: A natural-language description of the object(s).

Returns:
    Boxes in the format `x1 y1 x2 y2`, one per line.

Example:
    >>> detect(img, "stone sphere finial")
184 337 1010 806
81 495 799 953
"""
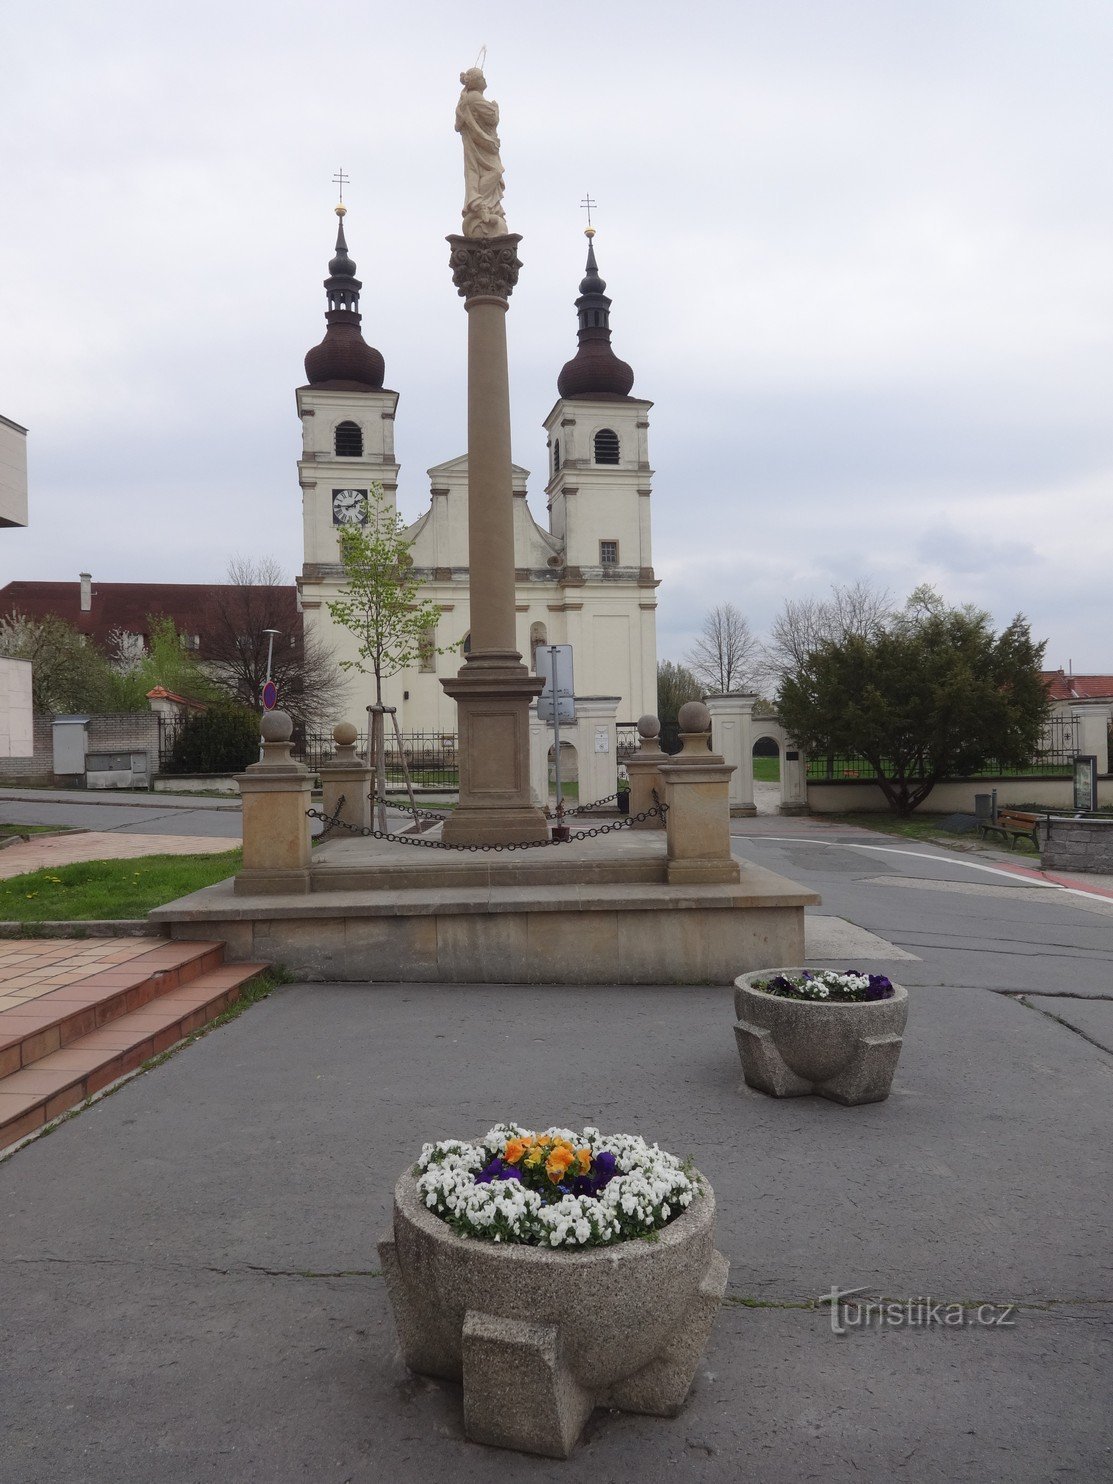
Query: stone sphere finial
637 714 661 739
678 700 711 735
260 709 293 743
333 721 358 747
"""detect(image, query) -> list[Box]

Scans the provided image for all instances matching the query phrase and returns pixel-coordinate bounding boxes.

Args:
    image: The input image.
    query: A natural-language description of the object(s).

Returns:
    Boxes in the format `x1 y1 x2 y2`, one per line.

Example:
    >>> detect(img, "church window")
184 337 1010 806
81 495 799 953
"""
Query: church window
461 630 472 655
334 421 363 457
599 540 619 565
594 428 620 464
553 439 561 473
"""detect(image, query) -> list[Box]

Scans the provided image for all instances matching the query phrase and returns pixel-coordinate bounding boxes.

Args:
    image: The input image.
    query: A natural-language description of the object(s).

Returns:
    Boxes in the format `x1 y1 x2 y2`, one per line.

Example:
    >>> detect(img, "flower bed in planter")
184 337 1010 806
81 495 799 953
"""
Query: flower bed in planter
378 1124 729 1458
734 968 908 1105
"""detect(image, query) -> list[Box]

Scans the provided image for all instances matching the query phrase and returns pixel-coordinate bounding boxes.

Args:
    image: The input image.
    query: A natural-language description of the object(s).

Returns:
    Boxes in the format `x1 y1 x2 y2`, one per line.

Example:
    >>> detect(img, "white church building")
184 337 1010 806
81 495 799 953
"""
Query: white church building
296 207 658 741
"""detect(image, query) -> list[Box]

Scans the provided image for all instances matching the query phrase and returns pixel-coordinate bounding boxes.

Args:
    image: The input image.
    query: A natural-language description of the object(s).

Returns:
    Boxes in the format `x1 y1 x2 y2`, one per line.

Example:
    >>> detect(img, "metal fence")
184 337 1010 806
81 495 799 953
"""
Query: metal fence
157 714 185 770
805 714 1083 782
299 729 460 790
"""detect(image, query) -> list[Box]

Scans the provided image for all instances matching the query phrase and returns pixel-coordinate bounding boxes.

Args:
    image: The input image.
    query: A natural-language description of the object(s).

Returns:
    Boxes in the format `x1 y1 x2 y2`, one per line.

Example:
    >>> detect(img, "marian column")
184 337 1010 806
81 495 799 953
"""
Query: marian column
440 67 548 845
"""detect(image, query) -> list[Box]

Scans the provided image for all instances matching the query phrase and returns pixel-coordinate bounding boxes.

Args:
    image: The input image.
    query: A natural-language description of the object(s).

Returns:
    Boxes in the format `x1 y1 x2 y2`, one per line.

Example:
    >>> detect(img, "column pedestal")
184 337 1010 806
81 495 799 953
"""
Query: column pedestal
440 662 548 845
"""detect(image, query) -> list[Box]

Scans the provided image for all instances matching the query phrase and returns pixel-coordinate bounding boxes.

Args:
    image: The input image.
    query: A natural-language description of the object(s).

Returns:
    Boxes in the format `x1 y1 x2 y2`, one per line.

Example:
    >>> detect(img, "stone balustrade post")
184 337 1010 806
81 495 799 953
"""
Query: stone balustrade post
658 702 740 885
319 721 374 831
234 710 313 895
705 693 757 817
625 713 666 829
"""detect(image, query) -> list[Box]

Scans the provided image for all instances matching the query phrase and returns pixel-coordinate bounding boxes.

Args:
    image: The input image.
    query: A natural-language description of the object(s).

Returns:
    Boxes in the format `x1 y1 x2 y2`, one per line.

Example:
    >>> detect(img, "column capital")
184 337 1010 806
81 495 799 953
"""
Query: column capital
447 233 523 302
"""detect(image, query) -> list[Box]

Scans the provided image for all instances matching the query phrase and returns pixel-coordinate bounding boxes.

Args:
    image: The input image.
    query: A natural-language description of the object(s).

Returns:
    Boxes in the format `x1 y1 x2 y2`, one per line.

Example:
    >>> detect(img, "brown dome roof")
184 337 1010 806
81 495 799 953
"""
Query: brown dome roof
304 312 385 391
556 235 636 400
303 208 385 391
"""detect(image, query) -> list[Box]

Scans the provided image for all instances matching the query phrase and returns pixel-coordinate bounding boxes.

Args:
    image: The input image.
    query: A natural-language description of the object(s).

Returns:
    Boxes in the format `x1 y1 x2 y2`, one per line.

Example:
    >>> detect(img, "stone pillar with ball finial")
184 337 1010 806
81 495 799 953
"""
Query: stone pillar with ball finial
625 714 666 829
439 63 549 847
319 722 374 832
657 702 740 885
234 711 314 895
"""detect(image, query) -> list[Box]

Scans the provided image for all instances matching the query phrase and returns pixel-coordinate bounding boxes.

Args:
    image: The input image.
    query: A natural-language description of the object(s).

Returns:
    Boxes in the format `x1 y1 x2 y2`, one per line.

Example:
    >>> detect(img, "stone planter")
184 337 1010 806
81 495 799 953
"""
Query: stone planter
734 969 908 1105
378 1167 729 1458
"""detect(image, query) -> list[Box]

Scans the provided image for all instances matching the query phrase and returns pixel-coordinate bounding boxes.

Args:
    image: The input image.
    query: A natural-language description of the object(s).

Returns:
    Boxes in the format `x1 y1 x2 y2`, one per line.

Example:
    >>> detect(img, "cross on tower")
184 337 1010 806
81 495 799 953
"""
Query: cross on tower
580 193 597 230
332 168 350 204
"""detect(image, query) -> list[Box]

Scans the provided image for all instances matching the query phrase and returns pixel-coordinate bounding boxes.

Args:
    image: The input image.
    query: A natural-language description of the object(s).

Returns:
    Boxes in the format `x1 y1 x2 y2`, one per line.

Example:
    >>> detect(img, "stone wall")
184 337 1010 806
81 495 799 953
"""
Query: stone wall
807 776 1113 813
1038 816 1113 874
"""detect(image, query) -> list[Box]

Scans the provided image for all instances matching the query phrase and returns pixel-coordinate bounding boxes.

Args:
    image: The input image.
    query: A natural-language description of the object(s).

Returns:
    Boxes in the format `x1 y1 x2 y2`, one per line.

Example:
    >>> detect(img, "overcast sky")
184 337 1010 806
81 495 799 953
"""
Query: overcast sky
2 0 1110 672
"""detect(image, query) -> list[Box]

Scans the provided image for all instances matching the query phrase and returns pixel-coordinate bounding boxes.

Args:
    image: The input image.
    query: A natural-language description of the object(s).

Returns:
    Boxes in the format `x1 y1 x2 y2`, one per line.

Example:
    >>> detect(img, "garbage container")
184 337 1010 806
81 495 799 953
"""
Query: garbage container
974 793 994 822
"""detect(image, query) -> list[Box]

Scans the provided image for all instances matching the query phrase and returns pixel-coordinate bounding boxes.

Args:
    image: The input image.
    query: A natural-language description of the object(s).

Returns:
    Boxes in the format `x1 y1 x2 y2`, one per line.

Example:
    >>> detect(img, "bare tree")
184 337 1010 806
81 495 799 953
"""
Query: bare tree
684 602 761 695
203 556 348 730
761 579 893 688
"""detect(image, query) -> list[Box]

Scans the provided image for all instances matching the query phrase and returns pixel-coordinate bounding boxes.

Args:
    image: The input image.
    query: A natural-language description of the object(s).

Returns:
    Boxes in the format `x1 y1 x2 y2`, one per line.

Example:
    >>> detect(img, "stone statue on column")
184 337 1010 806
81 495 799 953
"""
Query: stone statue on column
455 68 508 238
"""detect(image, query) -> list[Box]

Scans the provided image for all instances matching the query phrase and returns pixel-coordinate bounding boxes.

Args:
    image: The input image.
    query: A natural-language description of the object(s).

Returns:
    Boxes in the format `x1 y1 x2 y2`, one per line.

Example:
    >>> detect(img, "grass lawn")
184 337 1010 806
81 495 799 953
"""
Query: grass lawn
752 756 781 783
0 824 74 839
0 850 242 922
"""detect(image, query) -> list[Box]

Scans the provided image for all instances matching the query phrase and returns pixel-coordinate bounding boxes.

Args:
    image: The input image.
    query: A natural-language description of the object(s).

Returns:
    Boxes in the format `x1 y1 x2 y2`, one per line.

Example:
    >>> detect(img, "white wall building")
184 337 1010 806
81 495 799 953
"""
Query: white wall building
0 414 28 529
297 210 658 735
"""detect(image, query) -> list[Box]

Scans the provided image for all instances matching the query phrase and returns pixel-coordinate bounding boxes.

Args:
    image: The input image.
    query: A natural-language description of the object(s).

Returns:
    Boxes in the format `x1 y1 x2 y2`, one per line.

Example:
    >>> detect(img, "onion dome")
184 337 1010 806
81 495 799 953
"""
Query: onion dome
303 205 385 391
556 231 635 399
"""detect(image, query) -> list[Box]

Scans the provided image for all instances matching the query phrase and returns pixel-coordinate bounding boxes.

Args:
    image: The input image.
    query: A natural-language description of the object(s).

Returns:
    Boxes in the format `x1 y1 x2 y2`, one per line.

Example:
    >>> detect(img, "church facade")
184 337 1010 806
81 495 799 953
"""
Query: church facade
296 207 658 734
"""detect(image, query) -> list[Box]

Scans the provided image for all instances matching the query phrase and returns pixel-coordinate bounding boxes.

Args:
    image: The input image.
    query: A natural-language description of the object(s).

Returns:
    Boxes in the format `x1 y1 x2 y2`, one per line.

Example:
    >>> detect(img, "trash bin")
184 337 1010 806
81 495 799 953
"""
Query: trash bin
974 793 994 822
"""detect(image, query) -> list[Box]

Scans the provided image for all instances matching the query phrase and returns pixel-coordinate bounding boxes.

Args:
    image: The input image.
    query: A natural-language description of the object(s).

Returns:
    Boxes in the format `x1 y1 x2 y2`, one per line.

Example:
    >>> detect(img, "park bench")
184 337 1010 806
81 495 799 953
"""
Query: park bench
978 809 1040 851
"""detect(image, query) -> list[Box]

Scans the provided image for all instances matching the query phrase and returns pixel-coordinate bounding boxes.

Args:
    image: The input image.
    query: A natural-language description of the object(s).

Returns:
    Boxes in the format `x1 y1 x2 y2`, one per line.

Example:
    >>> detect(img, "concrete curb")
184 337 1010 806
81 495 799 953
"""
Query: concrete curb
0 919 163 939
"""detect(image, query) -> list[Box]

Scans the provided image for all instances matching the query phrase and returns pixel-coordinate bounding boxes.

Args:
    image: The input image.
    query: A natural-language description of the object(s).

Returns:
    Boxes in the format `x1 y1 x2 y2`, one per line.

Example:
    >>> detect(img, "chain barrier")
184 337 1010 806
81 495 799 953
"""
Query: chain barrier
307 798 667 853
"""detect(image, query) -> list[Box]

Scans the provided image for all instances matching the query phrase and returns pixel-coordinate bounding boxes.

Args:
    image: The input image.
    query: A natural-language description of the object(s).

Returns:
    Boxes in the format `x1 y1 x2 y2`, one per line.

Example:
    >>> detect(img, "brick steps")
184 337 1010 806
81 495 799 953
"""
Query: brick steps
0 941 268 1150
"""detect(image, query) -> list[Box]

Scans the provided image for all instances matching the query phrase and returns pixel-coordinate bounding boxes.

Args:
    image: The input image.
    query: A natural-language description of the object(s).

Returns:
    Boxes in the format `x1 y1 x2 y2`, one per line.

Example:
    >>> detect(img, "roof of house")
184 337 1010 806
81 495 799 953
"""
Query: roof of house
0 580 300 657
1042 670 1113 702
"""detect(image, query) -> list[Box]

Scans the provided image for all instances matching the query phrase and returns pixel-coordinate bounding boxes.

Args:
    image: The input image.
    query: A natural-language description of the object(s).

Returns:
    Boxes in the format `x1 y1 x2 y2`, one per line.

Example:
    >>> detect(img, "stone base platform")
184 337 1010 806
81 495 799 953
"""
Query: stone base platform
150 834 819 985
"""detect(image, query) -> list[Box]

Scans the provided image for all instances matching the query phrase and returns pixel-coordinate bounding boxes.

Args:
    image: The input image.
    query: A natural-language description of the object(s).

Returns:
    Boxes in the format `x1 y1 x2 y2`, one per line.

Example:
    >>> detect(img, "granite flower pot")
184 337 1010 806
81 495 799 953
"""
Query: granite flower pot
378 1167 729 1459
734 968 908 1105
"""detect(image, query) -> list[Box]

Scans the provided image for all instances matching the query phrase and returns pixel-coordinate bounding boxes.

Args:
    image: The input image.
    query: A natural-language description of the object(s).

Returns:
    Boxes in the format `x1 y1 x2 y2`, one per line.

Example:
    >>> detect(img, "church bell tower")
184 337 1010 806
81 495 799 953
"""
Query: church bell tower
296 201 400 587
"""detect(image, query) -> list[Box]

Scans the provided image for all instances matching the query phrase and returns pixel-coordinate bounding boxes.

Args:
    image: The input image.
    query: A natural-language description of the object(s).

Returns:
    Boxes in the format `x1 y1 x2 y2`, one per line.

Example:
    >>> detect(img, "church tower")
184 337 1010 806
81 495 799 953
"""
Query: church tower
296 203 399 591
542 229 657 719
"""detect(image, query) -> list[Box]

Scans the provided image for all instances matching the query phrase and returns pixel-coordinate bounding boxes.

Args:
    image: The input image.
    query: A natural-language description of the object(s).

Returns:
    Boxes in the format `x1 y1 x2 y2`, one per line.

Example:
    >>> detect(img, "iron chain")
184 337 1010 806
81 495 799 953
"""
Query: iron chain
306 801 667 852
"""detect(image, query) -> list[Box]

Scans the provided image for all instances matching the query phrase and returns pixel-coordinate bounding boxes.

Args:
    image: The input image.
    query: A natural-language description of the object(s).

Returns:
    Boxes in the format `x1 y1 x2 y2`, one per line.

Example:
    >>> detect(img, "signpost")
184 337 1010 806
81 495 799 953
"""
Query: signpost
261 680 278 712
536 645 575 830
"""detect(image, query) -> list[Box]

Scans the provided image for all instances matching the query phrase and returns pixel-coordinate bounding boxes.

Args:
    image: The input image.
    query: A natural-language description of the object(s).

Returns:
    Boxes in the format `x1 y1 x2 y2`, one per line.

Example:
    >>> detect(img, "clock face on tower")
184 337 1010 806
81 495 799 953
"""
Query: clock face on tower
332 488 368 526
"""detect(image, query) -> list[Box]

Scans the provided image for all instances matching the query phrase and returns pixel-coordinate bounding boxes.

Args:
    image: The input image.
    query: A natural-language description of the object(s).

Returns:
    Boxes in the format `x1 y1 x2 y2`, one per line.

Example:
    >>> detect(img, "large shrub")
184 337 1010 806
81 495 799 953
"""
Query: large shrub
164 706 259 775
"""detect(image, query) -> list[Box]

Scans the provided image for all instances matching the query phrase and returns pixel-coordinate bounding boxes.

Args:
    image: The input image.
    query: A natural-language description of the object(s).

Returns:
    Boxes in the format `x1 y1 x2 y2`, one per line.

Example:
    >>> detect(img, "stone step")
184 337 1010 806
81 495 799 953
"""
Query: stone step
0 951 269 1150
0 940 227 1077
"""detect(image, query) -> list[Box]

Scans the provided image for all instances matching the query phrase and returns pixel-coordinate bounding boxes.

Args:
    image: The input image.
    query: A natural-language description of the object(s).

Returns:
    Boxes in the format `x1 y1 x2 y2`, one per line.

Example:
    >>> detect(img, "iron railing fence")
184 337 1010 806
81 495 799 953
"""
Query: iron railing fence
298 729 460 790
156 715 185 770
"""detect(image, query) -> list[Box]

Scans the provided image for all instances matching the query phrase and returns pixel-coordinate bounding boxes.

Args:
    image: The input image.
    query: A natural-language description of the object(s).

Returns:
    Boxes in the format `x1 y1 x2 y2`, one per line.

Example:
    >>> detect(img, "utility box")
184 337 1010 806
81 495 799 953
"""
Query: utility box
86 750 150 790
52 716 90 776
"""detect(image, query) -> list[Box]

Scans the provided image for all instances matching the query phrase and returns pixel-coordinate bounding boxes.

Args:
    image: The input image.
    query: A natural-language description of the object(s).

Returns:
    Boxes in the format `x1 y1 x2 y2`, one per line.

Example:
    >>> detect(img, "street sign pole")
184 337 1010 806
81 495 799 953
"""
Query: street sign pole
550 644 563 822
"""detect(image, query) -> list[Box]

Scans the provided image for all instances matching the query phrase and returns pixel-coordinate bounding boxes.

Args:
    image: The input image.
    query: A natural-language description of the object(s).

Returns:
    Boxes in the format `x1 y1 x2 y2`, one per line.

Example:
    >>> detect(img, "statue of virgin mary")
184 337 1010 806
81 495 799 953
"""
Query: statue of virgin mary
455 68 508 238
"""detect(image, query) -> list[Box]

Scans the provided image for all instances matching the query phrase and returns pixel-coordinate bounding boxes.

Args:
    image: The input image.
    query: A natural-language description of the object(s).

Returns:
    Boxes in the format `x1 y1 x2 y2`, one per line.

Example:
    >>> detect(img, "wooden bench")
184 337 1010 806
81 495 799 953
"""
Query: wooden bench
978 810 1040 850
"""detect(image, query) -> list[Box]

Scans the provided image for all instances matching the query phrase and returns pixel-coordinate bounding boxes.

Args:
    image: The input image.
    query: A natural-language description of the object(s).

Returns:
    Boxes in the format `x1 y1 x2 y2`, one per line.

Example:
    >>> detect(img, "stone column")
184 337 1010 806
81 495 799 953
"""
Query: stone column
440 235 548 846
625 714 666 829
319 721 373 832
1074 703 1110 775
571 696 621 806
235 711 313 895
658 702 740 885
780 737 809 814
705 693 757 817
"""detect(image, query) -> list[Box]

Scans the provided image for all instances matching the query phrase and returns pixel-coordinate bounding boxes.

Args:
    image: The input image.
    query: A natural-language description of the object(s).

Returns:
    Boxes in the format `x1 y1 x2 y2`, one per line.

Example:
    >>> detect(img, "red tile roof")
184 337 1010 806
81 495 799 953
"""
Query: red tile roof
1042 670 1113 702
0 580 300 659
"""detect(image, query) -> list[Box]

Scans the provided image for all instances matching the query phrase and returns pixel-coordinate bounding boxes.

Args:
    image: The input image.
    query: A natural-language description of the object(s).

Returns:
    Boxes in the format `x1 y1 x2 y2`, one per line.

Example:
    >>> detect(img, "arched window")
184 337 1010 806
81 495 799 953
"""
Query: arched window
594 428 620 464
461 630 472 656
553 439 561 473
334 421 363 457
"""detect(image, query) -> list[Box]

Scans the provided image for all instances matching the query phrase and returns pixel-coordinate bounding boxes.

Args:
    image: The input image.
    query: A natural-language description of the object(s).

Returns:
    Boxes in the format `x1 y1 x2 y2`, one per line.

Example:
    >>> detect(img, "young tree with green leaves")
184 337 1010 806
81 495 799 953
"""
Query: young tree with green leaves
326 486 452 828
776 588 1050 815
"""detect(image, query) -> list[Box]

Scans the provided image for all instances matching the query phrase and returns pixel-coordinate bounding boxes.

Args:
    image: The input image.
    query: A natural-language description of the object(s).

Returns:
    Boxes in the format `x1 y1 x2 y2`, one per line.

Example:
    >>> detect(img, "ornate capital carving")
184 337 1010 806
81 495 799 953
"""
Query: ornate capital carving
446 233 522 302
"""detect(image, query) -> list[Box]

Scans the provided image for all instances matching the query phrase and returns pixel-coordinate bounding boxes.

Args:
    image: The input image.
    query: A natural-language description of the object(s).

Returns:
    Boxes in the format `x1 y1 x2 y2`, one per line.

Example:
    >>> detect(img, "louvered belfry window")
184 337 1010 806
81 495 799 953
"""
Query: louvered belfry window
594 428 620 464
335 421 363 457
